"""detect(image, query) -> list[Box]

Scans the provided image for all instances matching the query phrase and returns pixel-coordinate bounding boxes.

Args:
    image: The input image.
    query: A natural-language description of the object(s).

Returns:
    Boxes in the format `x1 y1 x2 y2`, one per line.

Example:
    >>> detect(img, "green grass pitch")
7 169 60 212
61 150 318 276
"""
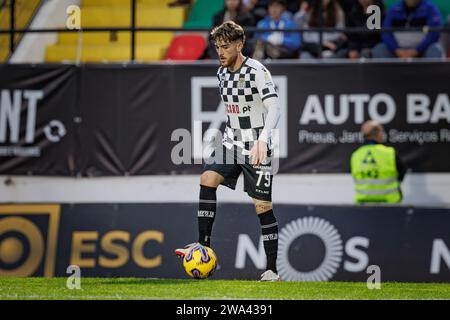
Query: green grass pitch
0 278 450 300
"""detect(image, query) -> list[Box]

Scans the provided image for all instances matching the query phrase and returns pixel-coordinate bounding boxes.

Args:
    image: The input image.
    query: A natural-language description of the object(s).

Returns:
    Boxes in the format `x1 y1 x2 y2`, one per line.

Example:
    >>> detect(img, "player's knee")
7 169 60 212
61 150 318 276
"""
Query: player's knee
200 171 223 188
253 199 273 214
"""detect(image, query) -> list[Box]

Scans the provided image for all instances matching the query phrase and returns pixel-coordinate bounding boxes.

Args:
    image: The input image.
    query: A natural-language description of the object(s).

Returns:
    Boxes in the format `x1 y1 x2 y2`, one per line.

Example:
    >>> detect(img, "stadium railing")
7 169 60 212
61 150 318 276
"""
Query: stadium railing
0 0 449 62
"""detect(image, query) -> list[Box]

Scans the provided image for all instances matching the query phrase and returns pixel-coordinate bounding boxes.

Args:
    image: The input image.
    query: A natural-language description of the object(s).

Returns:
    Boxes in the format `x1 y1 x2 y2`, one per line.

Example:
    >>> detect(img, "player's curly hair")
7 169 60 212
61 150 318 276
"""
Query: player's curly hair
210 21 245 44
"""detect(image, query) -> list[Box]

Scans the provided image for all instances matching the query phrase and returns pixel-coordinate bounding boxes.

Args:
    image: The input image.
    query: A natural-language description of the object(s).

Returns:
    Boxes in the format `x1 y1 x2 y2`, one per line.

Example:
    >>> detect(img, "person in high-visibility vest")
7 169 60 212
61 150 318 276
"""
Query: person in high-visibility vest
351 120 406 203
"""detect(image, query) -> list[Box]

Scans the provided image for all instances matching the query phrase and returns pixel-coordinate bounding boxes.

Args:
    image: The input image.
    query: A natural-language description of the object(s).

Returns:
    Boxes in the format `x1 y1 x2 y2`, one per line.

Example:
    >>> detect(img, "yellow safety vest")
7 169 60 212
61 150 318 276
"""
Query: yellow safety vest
351 144 402 203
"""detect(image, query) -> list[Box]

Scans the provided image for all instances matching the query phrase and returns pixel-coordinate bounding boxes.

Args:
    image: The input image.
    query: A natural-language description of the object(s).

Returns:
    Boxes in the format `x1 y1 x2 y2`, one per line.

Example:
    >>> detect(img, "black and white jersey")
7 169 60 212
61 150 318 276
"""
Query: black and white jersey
217 57 278 154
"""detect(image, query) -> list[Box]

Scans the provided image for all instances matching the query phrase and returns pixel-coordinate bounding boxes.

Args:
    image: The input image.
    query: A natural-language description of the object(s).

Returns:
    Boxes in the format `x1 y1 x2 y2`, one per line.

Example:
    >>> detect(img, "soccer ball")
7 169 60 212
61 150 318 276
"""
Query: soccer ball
183 244 217 279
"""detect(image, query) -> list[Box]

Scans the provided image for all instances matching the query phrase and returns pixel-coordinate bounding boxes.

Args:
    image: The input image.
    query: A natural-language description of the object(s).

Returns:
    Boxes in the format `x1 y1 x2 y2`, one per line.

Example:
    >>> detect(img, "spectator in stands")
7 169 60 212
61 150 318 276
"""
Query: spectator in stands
337 0 356 13
372 0 445 59
245 0 270 23
246 0 301 19
295 0 348 58
209 0 256 58
285 0 302 15
346 0 385 59
351 120 406 204
213 0 256 27
253 0 301 59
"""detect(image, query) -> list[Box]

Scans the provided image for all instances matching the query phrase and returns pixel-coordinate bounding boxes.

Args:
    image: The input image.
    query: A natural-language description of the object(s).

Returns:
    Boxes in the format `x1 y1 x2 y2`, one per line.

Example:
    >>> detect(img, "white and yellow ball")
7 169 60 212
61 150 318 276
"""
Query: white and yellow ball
183 244 217 279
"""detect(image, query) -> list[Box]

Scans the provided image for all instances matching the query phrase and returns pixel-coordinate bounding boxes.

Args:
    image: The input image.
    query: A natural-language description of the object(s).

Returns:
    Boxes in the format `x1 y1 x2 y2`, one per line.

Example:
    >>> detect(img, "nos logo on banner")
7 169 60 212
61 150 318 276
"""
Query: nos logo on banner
236 216 372 281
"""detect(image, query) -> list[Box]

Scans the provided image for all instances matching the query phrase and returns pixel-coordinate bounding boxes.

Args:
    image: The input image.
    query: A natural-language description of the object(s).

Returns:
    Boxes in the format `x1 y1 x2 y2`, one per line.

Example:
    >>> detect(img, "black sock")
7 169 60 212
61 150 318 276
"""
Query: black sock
258 209 278 273
197 185 217 247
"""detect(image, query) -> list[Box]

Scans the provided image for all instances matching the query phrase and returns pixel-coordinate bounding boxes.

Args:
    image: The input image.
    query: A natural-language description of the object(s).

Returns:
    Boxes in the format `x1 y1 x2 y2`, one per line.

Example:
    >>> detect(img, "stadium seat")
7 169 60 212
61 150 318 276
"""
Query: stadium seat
46 1 187 62
0 10 9 62
82 0 172 6
165 34 207 60
0 0 41 61
58 32 174 47
183 0 224 29
79 6 185 27
46 43 167 62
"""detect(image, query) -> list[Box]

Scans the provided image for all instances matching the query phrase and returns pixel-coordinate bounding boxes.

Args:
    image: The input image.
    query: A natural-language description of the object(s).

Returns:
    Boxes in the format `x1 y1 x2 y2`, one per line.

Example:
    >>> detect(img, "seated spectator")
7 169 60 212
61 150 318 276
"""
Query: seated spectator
372 0 445 59
245 0 270 23
295 0 348 59
245 0 298 22
285 0 302 15
209 0 256 58
213 0 256 27
337 0 356 13
347 0 385 59
253 0 301 59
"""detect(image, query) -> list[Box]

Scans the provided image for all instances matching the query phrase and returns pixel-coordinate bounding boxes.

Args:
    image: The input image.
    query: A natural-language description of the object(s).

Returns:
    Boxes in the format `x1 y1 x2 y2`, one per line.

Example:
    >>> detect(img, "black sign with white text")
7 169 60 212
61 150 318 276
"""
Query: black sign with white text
0 203 449 282
0 62 449 175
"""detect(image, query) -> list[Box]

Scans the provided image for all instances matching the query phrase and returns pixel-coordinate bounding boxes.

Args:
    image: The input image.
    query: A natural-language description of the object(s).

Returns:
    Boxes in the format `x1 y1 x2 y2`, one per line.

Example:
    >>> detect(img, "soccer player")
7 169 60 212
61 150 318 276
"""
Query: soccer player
175 21 281 281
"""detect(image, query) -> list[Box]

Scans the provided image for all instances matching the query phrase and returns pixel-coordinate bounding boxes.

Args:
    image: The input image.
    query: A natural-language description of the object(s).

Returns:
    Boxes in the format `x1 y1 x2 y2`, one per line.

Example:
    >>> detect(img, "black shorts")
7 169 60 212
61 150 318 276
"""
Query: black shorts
203 145 273 202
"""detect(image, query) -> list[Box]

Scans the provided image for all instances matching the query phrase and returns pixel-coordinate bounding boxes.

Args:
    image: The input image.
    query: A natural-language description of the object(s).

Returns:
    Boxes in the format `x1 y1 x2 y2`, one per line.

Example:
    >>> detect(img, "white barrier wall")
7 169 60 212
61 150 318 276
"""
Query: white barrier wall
1 173 449 206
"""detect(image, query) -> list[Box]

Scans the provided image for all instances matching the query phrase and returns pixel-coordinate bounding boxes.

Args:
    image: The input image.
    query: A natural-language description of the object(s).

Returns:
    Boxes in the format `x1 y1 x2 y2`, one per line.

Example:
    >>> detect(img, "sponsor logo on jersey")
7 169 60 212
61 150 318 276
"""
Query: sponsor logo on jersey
242 105 252 113
226 104 240 114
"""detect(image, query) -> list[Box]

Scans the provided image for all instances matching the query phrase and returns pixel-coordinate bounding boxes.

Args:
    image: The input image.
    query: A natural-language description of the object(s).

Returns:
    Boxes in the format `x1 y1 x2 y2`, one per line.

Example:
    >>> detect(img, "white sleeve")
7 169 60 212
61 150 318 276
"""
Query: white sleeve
255 67 281 143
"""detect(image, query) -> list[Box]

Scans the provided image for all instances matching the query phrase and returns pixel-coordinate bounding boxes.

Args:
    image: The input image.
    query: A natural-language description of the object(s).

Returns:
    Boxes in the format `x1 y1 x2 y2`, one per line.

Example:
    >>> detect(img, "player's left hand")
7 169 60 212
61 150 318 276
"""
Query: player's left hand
250 140 268 166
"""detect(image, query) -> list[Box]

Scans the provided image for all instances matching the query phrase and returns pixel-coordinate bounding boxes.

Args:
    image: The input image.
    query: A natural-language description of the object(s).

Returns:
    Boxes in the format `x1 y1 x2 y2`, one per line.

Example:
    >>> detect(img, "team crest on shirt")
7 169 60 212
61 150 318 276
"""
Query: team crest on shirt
238 76 245 88
220 74 226 86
